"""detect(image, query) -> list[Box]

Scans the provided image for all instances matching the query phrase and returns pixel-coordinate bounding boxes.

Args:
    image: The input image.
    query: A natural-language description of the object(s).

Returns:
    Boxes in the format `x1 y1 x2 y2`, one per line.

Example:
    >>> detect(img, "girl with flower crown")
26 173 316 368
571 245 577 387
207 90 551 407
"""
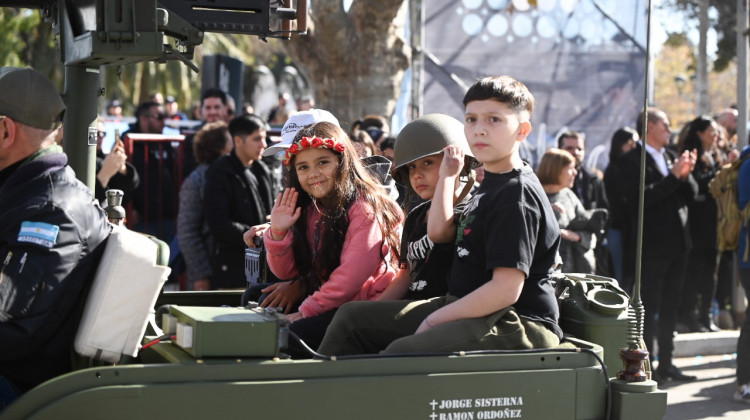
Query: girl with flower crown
251 121 402 356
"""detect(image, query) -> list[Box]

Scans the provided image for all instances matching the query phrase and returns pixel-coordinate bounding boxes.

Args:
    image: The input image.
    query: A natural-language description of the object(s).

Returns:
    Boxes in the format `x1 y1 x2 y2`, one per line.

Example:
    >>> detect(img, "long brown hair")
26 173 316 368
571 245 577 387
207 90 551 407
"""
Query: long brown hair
678 115 724 170
285 122 401 296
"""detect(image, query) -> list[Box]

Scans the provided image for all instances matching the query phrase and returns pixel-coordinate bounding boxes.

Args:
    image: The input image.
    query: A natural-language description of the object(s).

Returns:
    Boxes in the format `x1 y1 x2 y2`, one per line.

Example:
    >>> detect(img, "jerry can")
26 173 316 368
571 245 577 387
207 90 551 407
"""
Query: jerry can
557 273 631 376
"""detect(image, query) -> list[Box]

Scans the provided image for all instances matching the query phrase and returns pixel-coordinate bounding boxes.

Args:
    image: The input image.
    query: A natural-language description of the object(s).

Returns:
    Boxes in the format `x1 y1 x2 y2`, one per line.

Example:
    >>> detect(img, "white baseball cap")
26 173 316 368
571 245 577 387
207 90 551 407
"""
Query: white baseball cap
263 108 340 157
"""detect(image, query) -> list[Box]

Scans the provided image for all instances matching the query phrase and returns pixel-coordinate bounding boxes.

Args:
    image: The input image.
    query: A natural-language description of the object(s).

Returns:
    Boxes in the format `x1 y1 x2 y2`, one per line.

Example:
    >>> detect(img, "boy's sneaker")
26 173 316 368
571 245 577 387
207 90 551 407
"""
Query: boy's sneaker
734 384 750 403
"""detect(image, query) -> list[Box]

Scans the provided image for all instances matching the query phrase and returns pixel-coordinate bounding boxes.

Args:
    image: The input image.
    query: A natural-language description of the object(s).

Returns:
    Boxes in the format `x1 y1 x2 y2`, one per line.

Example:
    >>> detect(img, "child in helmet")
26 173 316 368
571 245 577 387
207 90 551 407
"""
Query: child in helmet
318 76 562 355
376 114 477 301
254 121 402 357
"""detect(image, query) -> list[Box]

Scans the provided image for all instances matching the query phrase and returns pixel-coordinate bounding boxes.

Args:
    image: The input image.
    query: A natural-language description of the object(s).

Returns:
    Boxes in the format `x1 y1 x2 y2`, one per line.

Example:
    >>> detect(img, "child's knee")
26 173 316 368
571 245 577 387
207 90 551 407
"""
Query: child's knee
382 335 421 354
330 301 371 327
337 300 368 315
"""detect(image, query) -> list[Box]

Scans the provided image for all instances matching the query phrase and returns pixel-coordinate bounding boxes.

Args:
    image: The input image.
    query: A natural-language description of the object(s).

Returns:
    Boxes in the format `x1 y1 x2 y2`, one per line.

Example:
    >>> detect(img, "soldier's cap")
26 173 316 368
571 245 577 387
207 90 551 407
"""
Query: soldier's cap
165 95 177 103
0 67 65 130
263 108 339 157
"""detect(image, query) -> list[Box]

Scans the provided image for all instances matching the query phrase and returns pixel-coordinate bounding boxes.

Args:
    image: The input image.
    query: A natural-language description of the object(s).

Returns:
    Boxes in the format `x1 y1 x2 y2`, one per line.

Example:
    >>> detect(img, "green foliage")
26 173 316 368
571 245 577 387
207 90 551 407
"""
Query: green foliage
664 32 691 48
710 0 736 72
663 33 697 75
0 8 58 82
665 0 701 16
661 0 739 72
0 8 40 67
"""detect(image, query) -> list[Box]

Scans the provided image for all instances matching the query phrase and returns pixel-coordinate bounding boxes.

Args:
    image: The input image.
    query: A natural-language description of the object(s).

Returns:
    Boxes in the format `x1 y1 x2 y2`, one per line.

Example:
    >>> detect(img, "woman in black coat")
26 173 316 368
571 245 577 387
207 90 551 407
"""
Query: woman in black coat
602 127 637 291
677 115 724 332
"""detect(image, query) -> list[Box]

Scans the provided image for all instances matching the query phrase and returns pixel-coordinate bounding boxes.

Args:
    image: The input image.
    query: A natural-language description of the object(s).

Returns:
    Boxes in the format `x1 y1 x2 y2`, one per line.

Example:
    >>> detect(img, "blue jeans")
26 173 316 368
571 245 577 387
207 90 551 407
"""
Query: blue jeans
737 267 750 384
0 375 19 411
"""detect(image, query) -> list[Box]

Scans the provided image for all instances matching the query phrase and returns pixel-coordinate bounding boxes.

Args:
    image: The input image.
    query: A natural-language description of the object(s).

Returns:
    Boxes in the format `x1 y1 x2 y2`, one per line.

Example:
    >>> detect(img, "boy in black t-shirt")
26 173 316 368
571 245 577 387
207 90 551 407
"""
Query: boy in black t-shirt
317 76 562 356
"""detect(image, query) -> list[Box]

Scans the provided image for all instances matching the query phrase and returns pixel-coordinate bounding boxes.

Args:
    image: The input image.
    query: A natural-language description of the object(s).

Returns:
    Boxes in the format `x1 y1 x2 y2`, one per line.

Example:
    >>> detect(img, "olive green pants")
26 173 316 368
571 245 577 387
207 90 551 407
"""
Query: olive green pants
317 296 560 356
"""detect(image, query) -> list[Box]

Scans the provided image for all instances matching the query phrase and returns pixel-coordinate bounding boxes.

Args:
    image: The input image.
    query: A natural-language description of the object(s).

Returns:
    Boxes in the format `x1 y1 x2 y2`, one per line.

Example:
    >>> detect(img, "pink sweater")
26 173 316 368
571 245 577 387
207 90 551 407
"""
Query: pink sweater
263 198 400 318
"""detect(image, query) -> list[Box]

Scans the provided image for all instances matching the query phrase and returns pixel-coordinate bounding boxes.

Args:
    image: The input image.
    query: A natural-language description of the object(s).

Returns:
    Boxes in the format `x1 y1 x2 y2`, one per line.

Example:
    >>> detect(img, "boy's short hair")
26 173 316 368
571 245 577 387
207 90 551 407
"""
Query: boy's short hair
556 130 583 148
536 148 575 185
463 76 535 115
134 101 161 119
200 87 228 106
228 113 268 138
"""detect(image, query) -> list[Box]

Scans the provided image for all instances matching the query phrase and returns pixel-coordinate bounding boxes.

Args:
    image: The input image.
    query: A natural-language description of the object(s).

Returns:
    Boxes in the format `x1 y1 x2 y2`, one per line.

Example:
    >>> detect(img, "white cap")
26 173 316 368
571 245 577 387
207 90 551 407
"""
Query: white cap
263 108 340 156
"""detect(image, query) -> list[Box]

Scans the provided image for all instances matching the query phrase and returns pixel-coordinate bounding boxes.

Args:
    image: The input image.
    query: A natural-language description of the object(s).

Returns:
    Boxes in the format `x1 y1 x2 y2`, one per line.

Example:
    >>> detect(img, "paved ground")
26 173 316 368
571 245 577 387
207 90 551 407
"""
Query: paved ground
660 353 750 420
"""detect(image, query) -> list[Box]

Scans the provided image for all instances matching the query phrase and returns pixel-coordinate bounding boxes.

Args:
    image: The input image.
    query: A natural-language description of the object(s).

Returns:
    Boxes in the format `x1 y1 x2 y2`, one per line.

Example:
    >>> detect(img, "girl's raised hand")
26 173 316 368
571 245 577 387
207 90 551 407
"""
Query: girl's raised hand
270 188 301 234
439 145 465 179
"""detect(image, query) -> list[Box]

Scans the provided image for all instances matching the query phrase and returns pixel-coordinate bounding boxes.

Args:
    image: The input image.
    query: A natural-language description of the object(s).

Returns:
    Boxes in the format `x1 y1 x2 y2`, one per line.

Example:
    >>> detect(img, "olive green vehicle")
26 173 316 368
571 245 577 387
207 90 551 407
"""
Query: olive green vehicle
2 276 665 420
0 1 667 419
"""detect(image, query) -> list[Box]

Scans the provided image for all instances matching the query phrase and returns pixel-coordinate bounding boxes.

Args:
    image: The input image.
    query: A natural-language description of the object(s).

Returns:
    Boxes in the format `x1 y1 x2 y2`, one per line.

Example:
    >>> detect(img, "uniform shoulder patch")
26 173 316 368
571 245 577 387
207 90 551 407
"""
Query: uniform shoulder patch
18 221 60 248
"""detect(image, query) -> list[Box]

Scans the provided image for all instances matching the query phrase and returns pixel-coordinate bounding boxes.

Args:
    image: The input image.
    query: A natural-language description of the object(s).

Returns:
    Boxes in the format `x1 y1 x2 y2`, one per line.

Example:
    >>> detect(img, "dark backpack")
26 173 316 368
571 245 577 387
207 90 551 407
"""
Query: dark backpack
708 154 750 261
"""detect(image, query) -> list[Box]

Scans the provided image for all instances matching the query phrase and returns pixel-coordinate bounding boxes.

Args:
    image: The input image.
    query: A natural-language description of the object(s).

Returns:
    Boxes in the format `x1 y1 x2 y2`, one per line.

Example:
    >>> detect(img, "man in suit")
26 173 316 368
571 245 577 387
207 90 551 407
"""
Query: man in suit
618 107 698 383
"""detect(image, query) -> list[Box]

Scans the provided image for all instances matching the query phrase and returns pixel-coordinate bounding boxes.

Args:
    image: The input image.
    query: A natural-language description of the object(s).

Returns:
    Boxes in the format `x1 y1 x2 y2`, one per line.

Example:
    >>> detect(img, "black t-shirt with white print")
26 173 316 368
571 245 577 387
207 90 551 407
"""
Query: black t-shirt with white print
400 199 468 301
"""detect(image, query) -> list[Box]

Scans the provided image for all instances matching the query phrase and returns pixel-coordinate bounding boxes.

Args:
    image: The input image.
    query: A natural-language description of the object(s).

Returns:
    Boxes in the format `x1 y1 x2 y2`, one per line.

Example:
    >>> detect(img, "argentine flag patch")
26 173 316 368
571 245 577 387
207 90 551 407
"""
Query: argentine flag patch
18 221 60 248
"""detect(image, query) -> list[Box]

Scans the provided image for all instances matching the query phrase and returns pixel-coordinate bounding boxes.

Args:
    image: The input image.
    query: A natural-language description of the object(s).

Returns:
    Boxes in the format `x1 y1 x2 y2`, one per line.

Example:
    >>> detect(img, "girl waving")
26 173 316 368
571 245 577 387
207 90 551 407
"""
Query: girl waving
255 121 402 356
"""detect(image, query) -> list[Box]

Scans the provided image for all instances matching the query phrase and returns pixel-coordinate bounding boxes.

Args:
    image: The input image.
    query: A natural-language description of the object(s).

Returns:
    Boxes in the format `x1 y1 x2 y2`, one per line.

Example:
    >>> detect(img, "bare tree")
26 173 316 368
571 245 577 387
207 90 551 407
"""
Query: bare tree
282 0 410 127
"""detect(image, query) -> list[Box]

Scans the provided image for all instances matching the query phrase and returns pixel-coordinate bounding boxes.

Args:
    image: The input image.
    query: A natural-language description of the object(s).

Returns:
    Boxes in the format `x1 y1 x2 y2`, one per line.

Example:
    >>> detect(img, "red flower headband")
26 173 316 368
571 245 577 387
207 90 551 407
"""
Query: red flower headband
283 136 346 166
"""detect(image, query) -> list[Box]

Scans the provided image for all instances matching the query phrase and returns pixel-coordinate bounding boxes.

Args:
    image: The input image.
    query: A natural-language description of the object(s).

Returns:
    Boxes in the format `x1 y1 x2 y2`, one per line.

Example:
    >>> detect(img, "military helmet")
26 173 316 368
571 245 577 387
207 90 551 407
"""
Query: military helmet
391 113 477 186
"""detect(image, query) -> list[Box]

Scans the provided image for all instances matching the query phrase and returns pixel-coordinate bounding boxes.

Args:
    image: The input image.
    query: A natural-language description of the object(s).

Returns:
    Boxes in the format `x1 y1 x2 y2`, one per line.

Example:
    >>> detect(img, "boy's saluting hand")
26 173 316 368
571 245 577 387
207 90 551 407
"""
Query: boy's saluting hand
439 145 465 179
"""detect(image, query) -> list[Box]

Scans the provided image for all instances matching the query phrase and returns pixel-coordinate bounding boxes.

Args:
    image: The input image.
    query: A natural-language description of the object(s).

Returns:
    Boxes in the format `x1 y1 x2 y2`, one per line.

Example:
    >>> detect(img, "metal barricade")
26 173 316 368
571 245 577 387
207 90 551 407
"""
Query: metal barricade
122 133 185 243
